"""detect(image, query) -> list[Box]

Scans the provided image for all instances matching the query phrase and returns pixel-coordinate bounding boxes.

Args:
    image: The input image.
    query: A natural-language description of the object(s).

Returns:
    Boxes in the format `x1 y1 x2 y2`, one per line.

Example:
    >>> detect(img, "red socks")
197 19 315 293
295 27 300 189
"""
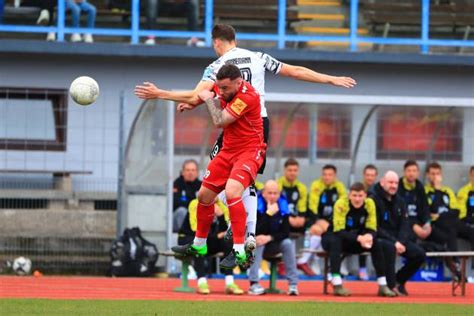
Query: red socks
195 202 214 239
227 197 247 244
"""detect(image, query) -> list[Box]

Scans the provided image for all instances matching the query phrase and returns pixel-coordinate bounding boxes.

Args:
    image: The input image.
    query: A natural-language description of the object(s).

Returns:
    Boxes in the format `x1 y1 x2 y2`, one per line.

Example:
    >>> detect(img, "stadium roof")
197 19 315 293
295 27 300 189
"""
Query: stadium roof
1 39 473 67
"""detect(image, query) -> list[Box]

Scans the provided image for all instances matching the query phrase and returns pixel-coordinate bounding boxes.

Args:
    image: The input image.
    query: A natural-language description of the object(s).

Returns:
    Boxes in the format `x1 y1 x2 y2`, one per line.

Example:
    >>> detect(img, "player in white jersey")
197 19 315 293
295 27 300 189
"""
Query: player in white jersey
135 24 356 261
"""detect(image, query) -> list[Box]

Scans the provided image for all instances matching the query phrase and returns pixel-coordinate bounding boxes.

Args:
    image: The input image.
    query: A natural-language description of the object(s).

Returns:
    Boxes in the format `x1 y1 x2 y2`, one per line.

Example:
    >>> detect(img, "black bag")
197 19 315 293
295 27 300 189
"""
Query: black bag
110 227 158 277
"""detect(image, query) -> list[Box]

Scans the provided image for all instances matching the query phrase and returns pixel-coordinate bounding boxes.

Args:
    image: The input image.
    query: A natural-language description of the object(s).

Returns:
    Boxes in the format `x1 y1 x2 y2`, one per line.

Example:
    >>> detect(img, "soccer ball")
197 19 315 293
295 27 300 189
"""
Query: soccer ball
69 76 100 106
12 256 32 276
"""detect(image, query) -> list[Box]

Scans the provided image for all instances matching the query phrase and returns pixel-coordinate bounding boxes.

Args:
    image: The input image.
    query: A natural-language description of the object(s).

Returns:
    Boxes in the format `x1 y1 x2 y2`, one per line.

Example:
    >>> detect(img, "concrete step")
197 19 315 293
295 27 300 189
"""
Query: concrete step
295 26 369 35
298 13 345 20
297 0 342 5
305 41 373 50
292 19 346 28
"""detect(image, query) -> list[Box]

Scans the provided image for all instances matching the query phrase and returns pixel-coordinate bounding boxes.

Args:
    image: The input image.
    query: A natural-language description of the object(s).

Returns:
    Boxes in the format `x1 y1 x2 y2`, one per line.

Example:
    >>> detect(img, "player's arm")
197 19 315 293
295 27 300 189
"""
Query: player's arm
134 80 214 106
457 185 469 219
199 90 236 128
278 63 356 88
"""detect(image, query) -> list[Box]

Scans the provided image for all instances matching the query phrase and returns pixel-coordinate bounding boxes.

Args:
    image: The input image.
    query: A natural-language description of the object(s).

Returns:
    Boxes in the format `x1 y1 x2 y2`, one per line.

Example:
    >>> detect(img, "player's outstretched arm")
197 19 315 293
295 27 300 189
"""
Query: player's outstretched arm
199 90 236 128
134 80 214 105
279 63 356 88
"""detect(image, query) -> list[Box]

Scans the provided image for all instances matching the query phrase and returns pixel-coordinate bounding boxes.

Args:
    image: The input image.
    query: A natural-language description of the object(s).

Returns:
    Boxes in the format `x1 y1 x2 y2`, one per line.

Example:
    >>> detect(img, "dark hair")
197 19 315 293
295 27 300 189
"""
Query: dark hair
322 164 337 173
350 182 366 192
182 159 198 170
212 24 236 42
216 64 242 81
284 158 299 168
404 159 419 170
426 161 442 173
470 166 474 173
363 164 378 173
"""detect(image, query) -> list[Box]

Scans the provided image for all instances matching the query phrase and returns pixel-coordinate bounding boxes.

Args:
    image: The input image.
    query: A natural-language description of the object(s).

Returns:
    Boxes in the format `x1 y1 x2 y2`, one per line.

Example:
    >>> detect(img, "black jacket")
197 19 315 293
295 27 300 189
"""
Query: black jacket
173 175 201 210
256 194 290 243
370 183 410 244
397 177 430 226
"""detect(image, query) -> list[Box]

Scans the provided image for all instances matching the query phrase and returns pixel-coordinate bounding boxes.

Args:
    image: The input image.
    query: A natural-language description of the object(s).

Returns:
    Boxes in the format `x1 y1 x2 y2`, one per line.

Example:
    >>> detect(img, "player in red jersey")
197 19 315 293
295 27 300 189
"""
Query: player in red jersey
172 64 265 269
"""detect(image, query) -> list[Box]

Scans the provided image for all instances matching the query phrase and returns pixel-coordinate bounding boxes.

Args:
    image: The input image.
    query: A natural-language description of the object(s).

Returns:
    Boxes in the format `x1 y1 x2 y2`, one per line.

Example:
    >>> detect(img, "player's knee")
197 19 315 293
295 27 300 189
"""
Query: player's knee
197 188 214 205
225 180 244 201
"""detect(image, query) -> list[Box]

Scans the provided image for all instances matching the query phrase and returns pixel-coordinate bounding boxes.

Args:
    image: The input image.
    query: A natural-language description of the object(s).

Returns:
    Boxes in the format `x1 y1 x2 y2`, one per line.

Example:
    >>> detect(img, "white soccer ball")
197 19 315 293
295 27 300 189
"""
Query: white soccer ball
12 256 32 276
69 76 100 106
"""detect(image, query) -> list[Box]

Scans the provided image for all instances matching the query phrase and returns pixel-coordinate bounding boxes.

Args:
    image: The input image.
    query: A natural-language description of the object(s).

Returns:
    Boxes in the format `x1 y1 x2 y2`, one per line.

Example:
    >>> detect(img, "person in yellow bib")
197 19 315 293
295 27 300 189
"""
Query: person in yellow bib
322 182 396 297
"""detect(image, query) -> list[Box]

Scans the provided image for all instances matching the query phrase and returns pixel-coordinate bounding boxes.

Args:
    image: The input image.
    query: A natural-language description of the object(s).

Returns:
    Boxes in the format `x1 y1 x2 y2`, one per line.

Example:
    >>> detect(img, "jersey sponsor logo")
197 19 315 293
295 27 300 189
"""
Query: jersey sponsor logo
225 57 251 65
230 98 248 115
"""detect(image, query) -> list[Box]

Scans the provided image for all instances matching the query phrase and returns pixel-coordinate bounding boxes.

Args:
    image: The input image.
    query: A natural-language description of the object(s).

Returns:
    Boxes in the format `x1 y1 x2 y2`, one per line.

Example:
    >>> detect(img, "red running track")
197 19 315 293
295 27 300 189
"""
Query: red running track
0 276 472 304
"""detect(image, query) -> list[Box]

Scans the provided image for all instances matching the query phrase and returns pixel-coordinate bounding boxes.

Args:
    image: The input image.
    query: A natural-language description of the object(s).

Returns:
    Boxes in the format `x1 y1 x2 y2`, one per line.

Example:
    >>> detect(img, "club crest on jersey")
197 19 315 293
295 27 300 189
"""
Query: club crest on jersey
443 195 449 205
230 98 248 115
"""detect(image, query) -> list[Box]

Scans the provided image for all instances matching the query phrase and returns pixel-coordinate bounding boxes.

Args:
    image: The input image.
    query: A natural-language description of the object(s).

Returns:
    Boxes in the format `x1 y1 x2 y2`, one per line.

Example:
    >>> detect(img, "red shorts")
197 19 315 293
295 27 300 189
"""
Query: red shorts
202 146 265 193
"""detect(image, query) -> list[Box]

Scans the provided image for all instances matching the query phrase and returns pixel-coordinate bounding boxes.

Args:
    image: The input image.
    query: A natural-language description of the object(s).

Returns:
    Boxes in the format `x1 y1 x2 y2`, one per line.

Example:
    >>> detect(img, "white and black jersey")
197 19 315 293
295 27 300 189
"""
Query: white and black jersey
201 47 282 118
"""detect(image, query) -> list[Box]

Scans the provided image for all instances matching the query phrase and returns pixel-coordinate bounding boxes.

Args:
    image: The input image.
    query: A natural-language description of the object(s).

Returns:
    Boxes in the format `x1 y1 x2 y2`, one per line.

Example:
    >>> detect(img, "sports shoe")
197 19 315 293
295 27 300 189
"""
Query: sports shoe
288 284 299 296
240 234 256 269
144 37 156 45
171 243 207 257
358 268 369 281
36 9 50 25
297 263 316 276
71 33 82 42
83 34 94 43
378 285 396 297
46 32 56 41
220 249 248 270
333 285 351 296
225 283 244 295
248 283 265 295
197 282 210 295
392 283 408 296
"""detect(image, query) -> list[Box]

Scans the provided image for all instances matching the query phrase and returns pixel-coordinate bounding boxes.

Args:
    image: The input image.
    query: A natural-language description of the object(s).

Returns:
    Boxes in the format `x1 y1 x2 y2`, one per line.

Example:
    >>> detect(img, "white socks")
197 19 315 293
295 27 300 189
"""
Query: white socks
298 235 321 264
225 275 234 286
193 237 207 247
234 244 245 254
198 277 207 286
377 276 387 286
332 274 343 286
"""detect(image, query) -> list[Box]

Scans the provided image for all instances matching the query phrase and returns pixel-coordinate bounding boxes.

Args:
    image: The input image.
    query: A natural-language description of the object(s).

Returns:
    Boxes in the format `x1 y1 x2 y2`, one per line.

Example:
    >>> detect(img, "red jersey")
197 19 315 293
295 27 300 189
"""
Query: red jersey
215 81 264 152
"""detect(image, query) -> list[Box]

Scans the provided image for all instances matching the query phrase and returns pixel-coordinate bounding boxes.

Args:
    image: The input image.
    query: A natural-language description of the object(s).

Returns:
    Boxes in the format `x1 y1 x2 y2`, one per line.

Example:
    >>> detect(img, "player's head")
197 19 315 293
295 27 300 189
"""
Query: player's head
426 162 442 185
262 180 281 204
321 164 337 186
211 24 236 57
362 164 378 188
380 170 399 196
215 64 243 102
181 159 199 182
283 158 299 183
349 182 367 209
403 159 419 183
470 166 474 183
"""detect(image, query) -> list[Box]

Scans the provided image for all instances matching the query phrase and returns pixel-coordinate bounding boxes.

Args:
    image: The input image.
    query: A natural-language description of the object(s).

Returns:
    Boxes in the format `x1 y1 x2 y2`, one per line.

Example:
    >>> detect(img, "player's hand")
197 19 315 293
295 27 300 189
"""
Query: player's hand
256 235 271 246
177 103 194 112
330 76 357 88
395 241 406 254
197 90 215 101
217 232 226 239
357 234 373 249
266 203 279 215
431 213 439 221
134 82 161 99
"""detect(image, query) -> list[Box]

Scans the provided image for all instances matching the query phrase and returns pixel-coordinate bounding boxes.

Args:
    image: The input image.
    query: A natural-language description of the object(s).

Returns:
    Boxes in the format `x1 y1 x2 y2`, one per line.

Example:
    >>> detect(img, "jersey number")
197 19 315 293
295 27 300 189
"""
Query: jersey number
240 67 252 85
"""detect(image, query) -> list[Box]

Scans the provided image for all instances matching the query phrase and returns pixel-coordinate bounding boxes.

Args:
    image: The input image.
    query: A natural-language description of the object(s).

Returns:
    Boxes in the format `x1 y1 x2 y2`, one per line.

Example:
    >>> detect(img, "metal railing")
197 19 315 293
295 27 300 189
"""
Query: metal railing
0 0 473 52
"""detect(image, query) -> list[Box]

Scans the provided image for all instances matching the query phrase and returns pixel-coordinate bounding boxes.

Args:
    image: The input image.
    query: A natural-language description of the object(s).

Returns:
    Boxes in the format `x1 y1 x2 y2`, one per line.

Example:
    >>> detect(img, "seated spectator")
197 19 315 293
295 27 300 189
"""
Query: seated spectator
322 182 395 297
276 159 313 276
66 0 96 43
362 164 378 194
426 163 474 257
457 166 474 232
173 159 201 233
21 0 56 40
178 198 243 295
359 163 379 280
248 180 299 296
370 171 426 296
143 0 204 46
0 0 4 24
304 165 347 273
